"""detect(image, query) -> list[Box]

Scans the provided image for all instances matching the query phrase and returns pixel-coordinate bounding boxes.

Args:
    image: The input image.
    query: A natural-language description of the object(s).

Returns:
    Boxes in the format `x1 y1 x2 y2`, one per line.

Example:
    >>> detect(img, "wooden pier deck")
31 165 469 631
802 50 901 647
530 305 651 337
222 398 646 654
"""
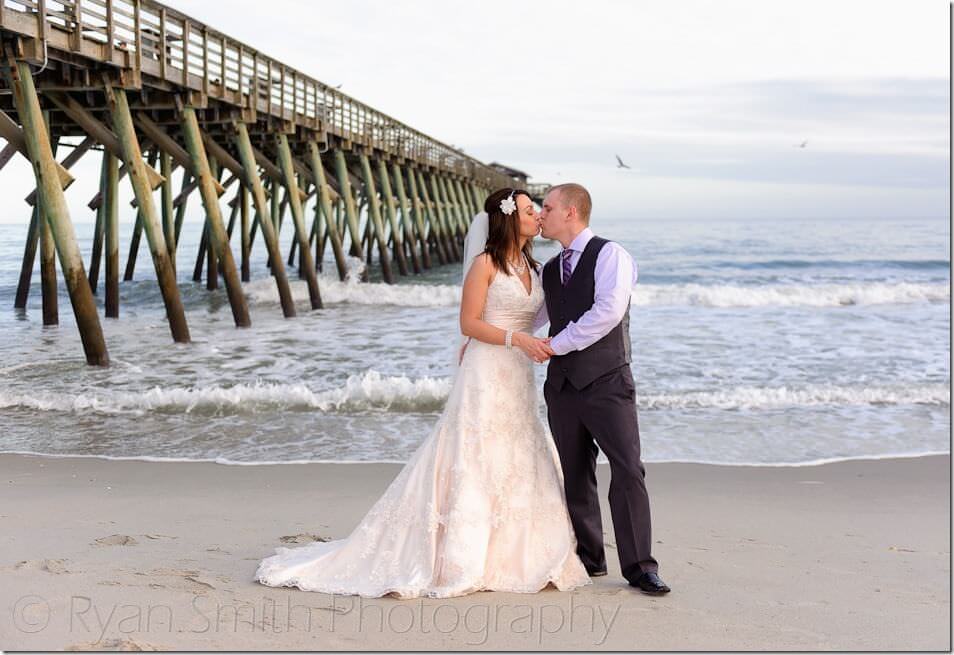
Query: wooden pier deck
0 0 531 365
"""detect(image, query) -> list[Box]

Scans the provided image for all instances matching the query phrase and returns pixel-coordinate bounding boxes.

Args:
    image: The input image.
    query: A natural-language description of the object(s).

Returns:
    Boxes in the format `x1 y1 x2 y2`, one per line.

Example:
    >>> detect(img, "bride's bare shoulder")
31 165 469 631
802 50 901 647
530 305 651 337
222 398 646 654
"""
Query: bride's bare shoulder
465 253 497 285
474 253 500 274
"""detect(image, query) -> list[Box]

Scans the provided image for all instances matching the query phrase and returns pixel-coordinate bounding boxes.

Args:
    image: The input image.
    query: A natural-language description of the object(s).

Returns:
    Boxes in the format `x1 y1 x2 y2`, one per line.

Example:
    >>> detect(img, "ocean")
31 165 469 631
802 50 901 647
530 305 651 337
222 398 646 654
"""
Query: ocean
0 214 948 466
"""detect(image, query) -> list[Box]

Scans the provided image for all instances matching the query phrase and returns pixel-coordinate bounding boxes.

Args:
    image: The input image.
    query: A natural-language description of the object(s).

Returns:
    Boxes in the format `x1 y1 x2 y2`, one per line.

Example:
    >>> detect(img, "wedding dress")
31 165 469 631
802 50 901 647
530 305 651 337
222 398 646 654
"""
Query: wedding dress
254 265 591 598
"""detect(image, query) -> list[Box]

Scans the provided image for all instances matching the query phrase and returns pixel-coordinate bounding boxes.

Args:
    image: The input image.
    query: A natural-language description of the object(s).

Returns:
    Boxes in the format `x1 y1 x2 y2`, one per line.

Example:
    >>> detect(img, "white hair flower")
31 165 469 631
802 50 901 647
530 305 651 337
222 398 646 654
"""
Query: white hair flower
499 192 517 216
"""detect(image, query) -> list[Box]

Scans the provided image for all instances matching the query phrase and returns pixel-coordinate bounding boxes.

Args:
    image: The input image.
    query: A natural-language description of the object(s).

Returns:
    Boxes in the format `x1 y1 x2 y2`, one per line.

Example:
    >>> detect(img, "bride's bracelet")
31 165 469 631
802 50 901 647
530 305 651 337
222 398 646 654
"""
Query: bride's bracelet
505 329 513 350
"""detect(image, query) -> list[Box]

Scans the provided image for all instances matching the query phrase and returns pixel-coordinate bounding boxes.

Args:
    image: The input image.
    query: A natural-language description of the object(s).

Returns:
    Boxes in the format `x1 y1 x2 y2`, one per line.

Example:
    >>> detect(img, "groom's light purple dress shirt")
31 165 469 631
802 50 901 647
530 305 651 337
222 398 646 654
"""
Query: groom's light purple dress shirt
532 227 638 356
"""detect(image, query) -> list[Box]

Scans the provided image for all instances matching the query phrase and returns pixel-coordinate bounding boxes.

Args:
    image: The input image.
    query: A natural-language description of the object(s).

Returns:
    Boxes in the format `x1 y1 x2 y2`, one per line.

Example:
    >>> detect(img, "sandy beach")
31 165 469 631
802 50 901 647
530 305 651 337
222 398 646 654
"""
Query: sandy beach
0 452 948 651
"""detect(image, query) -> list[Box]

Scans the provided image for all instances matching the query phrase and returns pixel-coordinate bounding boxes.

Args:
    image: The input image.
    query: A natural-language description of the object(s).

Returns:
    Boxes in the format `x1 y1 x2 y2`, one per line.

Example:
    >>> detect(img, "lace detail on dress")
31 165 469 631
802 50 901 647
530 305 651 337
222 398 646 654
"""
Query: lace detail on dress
254 268 591 599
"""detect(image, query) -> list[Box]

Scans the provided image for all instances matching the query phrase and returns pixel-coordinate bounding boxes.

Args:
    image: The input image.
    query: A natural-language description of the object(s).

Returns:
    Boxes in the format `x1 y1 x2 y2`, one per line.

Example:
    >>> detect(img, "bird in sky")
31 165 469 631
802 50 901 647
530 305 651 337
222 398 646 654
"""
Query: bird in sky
794 140 808 148
615 154 631 169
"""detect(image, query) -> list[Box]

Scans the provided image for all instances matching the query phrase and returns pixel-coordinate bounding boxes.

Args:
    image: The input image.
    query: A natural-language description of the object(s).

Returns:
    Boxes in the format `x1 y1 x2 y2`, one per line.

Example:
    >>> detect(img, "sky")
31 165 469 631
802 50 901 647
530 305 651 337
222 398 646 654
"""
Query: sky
1 0 950 222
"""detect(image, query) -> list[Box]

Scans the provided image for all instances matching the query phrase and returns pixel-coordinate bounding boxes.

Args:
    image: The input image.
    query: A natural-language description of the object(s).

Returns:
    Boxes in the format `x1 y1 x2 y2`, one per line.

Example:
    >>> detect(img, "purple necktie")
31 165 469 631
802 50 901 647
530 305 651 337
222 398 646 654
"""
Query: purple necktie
561 248 574 286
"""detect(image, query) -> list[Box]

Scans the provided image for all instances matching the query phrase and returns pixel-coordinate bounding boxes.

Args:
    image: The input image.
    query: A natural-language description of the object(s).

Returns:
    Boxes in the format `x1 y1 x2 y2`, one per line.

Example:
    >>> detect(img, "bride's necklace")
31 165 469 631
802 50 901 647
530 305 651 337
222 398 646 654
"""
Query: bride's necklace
508 255 527 275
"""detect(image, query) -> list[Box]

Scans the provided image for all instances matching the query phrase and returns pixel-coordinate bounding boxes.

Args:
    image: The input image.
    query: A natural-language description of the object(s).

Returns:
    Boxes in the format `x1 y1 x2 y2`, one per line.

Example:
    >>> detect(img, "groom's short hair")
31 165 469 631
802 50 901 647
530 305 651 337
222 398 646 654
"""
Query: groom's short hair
550 183 592 224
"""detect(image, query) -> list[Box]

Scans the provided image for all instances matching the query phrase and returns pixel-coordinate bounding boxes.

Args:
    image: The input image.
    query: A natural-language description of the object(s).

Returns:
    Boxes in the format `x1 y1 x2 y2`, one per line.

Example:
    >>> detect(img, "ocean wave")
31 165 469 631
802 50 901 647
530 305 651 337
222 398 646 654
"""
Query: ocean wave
243 276 461 307
0 373 946 415
0 371 451 415
640 383 950 410
244 277 949 309
630 282 950 307
711 258 951 270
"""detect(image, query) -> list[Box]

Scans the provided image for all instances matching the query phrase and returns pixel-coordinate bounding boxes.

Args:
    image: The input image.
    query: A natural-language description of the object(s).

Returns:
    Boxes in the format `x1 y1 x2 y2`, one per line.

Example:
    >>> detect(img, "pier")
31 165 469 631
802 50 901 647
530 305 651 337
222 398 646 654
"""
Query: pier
0 0 534 365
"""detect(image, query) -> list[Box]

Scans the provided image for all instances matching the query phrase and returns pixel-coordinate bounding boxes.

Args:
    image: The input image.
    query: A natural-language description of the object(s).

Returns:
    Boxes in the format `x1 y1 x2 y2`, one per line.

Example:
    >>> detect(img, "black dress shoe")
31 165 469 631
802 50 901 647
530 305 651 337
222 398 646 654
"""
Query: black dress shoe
630 571 671 594
586 567 607 577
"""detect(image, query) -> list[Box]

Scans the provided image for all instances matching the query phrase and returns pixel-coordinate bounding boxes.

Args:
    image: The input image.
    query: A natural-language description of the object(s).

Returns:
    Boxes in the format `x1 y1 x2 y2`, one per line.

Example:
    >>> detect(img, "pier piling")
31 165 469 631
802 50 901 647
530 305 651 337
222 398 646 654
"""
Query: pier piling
5 57 108 365
1 0 529 362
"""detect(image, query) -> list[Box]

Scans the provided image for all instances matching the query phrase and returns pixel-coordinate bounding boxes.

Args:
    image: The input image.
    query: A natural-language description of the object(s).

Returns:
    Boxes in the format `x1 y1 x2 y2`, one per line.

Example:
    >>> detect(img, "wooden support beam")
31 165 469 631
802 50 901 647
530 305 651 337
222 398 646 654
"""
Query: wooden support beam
444 175 470 235
13 207 40 309
45 91 164 190
287 180 312 267
105 85 190 343
226 186 241 239
435 173 464 257
435 174 464 242
25 136 94 206
193 220 210 283
104 151 120 318
291 155 340 203
308 141 348 280
0 109 74 188
124 149 158 280
85 143 154 211
192 159 224 286
408 165 448 265
357 152 395 283
375 156 413 275
312 190 325 271
160 152 174 261
4 58 108 365
173 172 192 253
249 143 307 203
452 178 475 228
199 130 259 194
392 162 429 270
240 185 250 282
469 181 484 217
181 106 251 327
270 177 282 234
87 164 125 210
172 176 199 208
39 190 58 325
232 122 296 318
134 112 226 196
275 132 323 308
40 124 60 324
0 142 17 170
333 148 365 265
247 175 268 249
416 167 456 262
88 151 108 293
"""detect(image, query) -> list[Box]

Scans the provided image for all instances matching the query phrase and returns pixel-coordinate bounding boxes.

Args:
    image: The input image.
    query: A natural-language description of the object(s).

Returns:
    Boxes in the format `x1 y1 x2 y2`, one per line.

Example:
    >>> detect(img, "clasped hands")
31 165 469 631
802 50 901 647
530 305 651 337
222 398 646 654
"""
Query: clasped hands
457 333 556 365
513 333 556 364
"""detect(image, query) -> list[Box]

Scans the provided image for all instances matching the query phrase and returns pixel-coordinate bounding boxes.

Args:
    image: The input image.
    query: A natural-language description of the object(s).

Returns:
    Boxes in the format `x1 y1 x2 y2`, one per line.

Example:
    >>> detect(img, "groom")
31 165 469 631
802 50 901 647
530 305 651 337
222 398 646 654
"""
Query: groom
532 183 670 595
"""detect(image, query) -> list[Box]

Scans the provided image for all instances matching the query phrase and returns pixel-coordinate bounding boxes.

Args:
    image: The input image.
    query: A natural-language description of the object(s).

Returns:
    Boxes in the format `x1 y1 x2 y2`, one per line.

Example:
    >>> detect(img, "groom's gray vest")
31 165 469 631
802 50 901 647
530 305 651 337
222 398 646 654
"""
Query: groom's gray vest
543 236 632 390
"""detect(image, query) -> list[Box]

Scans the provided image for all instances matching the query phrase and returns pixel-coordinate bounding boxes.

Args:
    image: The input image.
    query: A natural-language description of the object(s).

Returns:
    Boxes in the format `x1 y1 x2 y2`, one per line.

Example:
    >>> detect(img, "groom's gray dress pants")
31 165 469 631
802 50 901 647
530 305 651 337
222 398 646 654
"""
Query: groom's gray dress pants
544 363 659 582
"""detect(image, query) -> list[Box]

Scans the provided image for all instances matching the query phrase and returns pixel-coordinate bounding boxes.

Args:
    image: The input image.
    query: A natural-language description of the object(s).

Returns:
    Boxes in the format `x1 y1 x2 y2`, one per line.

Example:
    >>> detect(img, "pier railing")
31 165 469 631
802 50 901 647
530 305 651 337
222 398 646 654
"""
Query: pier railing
0 0 514 188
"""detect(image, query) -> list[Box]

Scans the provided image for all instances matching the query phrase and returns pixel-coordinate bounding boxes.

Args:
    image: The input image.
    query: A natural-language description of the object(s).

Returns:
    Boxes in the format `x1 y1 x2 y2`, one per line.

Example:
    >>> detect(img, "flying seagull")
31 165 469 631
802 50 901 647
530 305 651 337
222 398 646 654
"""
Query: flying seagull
615 154 631 169
794 140 808 148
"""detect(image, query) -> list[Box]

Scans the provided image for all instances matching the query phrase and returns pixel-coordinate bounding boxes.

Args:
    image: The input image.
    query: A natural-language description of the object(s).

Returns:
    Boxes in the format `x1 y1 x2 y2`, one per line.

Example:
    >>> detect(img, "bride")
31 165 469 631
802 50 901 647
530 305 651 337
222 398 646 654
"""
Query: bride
254 188 591 598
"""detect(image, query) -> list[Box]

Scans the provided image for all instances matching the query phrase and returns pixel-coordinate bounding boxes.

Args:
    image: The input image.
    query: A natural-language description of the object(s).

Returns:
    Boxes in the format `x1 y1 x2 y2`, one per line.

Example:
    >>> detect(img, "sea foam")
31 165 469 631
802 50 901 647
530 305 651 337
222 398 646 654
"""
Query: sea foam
0 373 946 415
243 277 950 309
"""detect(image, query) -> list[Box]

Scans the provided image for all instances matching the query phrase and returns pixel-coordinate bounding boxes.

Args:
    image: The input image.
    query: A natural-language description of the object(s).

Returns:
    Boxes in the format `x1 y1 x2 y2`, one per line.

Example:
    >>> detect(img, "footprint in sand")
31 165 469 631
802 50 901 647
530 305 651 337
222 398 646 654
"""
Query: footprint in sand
66 637 160 651
130 568 220 592
279 533 330 544
93 534 139 547
12 558 72 574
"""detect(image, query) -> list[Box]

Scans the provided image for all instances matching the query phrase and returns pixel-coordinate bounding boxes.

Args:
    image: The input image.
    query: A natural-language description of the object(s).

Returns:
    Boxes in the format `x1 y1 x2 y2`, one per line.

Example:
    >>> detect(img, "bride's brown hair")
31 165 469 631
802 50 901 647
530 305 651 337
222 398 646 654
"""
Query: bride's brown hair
482 188 540 274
